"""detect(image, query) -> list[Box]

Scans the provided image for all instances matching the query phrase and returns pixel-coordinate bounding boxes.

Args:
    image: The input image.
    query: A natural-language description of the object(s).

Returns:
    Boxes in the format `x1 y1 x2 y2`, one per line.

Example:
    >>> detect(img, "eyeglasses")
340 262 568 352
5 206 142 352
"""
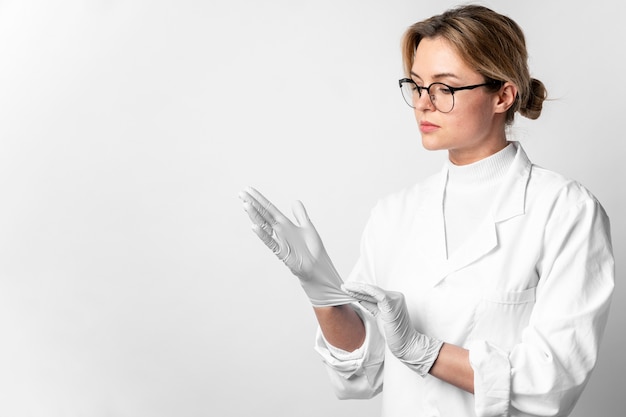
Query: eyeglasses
398 78 502 113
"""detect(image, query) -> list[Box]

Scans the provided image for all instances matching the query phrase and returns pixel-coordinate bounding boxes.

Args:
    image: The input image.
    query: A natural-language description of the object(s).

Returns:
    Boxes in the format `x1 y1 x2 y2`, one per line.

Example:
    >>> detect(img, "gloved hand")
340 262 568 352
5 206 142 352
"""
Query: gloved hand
239 186 354 307
342 281 443 376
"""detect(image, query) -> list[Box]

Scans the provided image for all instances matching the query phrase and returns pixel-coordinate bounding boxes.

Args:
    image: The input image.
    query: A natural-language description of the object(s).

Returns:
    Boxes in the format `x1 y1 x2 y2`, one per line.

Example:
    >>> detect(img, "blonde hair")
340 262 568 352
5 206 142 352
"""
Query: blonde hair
401 4 547 123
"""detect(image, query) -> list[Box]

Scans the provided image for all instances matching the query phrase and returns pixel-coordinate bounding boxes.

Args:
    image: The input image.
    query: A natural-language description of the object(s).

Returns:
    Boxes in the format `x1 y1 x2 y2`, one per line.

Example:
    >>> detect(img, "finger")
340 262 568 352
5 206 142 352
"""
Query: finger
242 201 274 234
291 200 311 227
342 287 378 304
239 190 279 226
243 187 288 225
251 224 281 254
341 282 387 304
357 300 380 317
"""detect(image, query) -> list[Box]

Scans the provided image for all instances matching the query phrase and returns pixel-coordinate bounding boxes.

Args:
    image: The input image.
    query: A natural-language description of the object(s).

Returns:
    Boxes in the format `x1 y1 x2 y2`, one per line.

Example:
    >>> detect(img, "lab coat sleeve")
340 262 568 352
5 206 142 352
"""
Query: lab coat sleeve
469 195 614 417
314 304 385 399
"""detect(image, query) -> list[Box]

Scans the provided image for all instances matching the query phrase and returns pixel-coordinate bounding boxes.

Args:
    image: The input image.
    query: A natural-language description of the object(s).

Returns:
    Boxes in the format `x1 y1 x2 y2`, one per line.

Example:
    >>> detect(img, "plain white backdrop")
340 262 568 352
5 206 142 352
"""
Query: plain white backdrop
0 0 623 416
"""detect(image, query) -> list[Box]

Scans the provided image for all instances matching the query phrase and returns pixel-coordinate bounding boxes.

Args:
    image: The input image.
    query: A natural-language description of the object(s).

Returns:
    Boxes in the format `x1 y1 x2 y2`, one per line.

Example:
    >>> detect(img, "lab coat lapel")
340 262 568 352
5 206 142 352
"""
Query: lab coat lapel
445 219 498 278
425 142 531 287
414 166 448 273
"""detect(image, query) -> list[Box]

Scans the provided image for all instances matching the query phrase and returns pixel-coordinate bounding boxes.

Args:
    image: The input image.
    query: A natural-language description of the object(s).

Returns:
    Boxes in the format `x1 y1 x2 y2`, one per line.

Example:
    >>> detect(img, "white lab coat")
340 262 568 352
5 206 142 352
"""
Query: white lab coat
315 142 614 417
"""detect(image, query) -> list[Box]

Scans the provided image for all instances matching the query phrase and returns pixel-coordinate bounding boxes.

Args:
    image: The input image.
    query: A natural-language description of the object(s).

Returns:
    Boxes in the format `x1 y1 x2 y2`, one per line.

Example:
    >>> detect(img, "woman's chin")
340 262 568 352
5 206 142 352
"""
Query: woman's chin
421 136 446 151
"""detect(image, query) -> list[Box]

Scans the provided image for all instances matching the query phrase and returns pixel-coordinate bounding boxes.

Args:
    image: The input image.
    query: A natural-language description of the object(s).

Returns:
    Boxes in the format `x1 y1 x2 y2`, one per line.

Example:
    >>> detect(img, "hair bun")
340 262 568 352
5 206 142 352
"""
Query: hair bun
520 78 547 120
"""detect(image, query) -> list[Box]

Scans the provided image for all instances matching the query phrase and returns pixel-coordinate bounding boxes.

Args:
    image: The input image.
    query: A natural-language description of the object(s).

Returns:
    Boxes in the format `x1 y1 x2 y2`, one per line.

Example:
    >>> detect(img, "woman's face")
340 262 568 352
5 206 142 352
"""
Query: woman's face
411 37 508 165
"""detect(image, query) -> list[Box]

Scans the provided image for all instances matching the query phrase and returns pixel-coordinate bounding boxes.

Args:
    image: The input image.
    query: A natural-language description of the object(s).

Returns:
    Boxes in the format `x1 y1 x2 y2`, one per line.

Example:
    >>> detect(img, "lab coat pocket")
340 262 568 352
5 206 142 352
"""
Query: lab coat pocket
469 287 536 350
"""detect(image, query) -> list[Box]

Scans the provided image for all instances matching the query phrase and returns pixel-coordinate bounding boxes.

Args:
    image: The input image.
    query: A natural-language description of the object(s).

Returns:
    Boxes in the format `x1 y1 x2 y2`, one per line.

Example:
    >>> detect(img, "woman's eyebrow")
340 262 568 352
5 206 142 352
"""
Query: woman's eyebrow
410 71 461 81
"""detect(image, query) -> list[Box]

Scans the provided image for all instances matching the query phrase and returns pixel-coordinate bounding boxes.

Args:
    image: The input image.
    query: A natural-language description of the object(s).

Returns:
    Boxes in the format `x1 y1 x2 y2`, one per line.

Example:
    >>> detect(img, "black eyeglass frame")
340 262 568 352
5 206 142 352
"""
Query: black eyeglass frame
398 78 503 112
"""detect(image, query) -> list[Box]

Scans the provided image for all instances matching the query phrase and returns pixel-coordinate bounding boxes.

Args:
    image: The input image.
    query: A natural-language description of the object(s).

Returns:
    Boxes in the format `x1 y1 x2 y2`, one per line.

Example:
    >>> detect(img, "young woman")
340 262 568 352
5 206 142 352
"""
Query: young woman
239 5 614 416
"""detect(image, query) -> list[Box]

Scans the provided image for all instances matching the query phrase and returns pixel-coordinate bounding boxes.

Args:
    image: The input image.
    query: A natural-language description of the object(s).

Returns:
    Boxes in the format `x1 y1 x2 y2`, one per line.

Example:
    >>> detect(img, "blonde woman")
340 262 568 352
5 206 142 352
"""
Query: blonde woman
240 5 614 416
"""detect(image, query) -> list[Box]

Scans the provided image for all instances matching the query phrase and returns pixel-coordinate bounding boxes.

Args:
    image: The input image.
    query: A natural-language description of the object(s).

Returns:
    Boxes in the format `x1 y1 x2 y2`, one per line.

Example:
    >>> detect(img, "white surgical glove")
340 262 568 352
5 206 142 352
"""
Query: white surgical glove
342 281 443 376
239 186 354 307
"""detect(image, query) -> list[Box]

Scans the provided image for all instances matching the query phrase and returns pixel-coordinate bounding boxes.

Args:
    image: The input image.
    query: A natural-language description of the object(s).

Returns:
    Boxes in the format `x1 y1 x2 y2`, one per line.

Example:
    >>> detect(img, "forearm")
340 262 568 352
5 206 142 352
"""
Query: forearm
429 342 474 394
314 304 366 352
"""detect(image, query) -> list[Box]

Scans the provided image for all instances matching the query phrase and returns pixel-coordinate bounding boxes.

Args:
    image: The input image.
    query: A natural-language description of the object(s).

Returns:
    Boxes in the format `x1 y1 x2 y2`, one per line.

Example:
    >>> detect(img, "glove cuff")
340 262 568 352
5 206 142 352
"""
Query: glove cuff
297 258 355 307
401 337 444 377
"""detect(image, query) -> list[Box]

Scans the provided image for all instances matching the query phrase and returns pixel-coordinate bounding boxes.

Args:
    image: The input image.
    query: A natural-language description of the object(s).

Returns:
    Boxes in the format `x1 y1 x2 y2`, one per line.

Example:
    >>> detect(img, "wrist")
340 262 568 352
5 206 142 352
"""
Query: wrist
399 335 444 377
299 261 353 307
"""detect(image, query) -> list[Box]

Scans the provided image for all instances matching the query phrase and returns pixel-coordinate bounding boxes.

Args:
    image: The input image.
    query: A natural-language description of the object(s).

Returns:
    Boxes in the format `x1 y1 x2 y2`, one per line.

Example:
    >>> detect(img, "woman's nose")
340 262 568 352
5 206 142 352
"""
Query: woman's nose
414 91 435 111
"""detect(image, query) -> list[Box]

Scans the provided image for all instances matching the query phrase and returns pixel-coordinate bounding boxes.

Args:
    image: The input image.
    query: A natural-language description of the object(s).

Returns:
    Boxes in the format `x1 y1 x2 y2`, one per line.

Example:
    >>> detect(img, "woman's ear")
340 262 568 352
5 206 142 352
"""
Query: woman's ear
494 82 518 114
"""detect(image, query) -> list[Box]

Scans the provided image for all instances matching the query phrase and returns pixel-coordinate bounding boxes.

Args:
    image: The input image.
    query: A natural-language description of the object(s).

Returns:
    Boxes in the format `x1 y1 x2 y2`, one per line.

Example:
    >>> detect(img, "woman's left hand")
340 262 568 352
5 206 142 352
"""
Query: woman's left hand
239 186 354 307
342 282 444 376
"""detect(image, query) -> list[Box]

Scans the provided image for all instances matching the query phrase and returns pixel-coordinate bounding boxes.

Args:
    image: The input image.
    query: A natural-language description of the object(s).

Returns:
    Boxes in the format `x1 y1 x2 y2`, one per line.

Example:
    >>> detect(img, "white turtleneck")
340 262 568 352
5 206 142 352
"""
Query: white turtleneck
443 142 516 258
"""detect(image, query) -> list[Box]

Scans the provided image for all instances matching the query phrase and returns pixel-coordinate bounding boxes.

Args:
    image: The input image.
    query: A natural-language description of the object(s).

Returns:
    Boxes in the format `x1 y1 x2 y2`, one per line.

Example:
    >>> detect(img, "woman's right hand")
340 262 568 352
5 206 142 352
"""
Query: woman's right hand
342 282 444 376
239 187 354 307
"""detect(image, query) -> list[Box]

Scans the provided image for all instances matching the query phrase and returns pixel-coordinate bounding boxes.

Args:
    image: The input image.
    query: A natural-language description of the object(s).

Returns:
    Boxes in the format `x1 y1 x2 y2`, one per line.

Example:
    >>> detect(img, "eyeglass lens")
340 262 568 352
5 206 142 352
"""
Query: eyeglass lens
400 81 454 113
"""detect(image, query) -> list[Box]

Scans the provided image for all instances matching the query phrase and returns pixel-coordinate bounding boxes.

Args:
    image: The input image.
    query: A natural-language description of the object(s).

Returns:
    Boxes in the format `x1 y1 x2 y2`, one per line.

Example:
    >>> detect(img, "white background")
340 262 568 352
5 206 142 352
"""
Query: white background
0 0 623 416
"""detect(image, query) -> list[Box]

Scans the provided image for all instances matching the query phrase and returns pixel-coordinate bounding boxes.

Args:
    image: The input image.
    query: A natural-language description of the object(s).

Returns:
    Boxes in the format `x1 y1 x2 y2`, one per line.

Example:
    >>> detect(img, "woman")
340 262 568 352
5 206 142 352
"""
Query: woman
239 5 614 417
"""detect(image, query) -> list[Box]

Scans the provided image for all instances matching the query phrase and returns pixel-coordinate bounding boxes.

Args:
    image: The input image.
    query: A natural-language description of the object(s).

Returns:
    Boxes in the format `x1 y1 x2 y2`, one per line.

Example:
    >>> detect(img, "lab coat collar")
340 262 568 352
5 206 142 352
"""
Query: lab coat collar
424 142 532 286
491 142 531 223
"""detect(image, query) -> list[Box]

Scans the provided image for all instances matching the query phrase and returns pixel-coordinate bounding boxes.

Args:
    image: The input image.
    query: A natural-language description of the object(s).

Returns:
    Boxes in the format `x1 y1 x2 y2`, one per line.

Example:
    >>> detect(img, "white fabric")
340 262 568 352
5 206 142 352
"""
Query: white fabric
444 143 516 256
314 142 614 417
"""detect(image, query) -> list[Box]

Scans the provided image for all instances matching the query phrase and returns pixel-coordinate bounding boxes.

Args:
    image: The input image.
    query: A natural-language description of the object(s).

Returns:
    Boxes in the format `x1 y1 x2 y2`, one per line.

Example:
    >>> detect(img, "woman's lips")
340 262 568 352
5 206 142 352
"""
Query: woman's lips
419 121 440 133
